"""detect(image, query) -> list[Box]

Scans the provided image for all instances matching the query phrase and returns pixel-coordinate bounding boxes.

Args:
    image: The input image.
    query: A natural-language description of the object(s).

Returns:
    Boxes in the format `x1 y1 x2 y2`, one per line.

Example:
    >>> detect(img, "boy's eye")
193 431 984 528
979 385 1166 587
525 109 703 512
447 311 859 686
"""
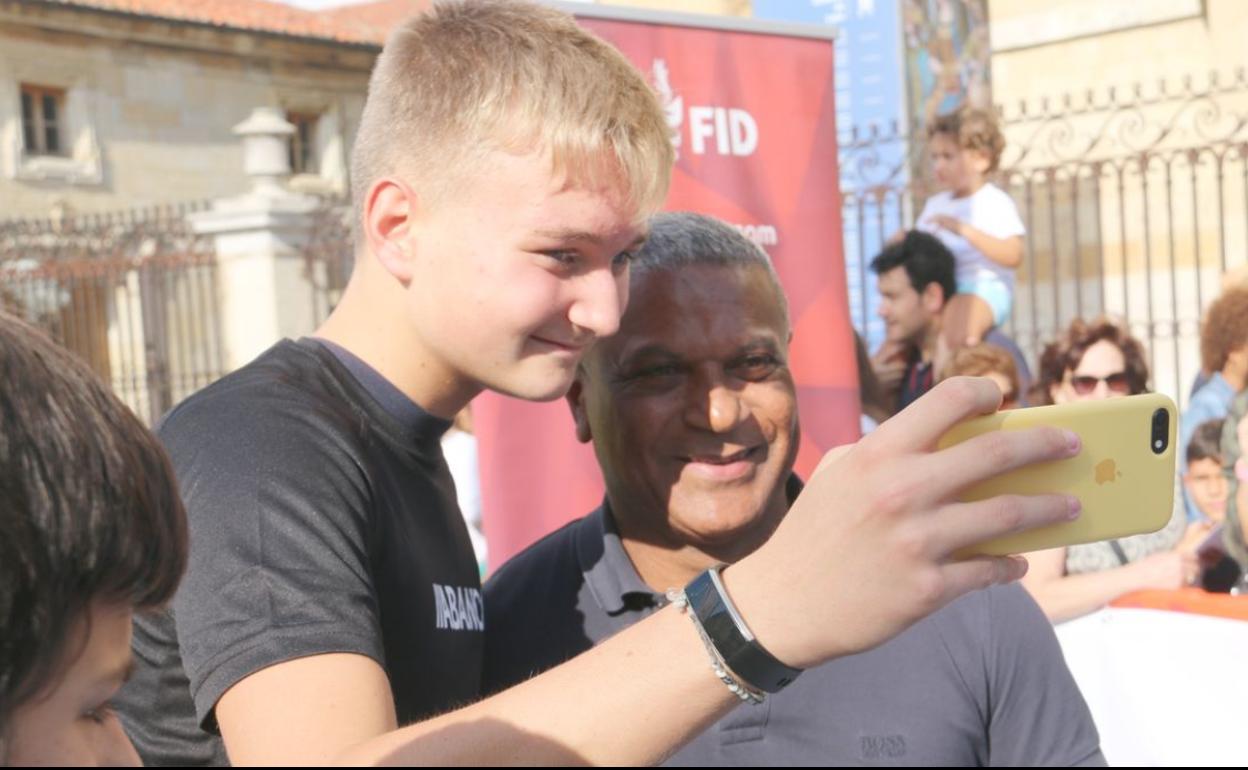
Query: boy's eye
82 702 115 726
544 250 578 266
612 251 635 270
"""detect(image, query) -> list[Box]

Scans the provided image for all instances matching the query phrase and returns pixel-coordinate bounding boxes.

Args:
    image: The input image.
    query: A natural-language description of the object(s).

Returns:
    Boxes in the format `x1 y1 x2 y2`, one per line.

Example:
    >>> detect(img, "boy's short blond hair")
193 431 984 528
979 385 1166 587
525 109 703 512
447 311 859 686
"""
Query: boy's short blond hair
928 107 1006 173
350 0 673 227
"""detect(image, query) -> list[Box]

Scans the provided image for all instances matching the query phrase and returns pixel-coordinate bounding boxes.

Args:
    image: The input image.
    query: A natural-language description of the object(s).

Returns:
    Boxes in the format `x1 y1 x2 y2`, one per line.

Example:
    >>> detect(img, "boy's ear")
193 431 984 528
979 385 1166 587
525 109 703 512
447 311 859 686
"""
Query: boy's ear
566 376 593 444
364 177 418 285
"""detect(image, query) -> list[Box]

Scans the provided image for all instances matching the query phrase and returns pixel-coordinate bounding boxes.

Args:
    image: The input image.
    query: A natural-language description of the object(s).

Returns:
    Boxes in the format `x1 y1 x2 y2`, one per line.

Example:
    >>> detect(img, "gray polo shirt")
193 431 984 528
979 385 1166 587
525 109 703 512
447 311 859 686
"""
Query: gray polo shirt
483 480 1105 767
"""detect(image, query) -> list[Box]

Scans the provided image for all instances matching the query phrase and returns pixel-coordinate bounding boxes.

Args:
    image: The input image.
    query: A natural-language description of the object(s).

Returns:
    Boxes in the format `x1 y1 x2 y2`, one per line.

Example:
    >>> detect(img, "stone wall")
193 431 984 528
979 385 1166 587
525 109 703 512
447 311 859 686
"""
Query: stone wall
0 1 375 217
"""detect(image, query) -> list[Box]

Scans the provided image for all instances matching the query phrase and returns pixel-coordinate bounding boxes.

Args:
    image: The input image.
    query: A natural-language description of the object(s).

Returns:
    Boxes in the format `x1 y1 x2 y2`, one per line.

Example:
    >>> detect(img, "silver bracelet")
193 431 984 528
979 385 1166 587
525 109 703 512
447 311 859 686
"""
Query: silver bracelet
667 588 766 705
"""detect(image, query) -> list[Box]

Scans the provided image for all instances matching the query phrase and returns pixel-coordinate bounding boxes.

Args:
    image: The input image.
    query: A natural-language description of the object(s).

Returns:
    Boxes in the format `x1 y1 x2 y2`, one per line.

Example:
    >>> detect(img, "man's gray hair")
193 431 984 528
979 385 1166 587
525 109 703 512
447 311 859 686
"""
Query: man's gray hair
633 212 788 320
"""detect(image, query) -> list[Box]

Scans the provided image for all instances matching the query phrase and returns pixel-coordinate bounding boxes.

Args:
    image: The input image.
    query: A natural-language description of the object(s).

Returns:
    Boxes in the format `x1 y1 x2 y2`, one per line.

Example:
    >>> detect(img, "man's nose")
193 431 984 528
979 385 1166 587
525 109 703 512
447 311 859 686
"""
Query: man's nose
685 378 746 434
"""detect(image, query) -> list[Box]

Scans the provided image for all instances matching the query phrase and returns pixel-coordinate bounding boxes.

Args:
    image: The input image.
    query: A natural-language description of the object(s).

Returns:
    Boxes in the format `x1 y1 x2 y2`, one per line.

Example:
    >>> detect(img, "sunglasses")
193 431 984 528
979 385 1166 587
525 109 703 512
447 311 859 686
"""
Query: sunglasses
1068 372 1131 395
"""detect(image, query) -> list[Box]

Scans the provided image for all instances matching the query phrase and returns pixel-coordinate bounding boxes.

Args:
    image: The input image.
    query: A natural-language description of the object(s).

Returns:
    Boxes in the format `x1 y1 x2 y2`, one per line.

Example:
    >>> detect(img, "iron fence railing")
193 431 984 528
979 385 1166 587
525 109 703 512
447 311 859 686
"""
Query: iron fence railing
0 201 222 424
841 70 1248 408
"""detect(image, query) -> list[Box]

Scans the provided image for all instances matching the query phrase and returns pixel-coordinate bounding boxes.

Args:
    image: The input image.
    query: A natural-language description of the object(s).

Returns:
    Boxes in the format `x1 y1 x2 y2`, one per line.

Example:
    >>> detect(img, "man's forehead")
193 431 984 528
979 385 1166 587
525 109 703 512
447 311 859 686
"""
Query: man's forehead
878 265 912 289
607 267 786 353
609 330 783 362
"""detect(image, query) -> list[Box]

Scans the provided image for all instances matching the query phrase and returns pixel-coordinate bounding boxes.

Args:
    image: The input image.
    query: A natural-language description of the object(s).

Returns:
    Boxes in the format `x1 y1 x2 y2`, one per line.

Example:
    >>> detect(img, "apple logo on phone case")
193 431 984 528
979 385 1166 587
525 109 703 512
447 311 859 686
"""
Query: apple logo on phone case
1095 458 1123 485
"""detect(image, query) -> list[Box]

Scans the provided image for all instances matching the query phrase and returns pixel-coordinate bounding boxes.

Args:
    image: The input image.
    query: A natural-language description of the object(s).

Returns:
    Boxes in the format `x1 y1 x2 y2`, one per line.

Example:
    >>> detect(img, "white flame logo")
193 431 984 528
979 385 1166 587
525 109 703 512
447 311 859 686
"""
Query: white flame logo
652 59 683 159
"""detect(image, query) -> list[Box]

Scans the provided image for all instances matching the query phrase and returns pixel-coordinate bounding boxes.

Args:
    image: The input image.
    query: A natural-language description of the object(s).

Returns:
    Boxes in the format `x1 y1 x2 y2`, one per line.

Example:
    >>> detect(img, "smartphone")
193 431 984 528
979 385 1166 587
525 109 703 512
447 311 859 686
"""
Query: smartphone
936 392 1177 557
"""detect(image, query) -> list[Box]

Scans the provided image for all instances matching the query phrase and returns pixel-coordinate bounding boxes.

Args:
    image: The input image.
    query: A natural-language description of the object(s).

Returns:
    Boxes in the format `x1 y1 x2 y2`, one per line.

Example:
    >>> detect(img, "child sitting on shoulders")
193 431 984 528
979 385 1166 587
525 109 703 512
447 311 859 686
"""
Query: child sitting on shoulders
917 107 1025 352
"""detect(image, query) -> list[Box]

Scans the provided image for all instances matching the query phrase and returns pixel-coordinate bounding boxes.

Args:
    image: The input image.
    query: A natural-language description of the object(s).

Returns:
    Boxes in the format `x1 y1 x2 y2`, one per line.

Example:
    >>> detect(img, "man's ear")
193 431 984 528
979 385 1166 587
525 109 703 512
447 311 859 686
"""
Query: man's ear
921 281 947 315
566 375 593 444
363 176 419 285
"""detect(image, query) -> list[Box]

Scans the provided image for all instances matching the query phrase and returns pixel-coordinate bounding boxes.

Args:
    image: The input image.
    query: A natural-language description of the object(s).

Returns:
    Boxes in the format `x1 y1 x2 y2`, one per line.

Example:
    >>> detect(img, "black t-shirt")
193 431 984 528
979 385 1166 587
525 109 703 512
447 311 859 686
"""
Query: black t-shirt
116 339 483 766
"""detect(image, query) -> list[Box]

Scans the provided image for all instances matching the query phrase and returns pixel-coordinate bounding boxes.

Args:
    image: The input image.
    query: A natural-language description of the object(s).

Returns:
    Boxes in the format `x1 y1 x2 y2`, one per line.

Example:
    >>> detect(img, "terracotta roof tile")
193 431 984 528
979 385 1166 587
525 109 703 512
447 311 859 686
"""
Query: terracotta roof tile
318 0 430 42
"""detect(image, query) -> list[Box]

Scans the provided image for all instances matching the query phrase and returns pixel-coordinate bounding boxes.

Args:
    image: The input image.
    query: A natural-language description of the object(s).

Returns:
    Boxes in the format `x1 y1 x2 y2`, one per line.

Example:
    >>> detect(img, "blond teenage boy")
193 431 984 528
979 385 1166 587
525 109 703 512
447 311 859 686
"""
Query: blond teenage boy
116 2 1082 765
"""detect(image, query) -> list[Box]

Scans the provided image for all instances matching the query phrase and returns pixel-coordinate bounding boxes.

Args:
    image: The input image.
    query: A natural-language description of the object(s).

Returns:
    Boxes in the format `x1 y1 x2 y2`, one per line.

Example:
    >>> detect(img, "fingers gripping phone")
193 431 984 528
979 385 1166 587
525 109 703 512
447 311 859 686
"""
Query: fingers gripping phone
937 393 1177 557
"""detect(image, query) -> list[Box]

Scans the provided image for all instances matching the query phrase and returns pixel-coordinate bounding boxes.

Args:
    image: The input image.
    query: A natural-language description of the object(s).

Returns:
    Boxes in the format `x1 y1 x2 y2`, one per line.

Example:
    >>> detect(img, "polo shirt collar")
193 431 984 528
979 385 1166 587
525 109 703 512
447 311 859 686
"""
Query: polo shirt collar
575 501 658 615
575 474 806 615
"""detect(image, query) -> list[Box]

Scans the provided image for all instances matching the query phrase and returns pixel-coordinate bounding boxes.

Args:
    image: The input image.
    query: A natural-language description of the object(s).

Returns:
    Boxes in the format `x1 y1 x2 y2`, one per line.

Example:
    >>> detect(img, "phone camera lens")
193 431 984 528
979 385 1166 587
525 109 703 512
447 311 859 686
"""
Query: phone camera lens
1150 408 1169 455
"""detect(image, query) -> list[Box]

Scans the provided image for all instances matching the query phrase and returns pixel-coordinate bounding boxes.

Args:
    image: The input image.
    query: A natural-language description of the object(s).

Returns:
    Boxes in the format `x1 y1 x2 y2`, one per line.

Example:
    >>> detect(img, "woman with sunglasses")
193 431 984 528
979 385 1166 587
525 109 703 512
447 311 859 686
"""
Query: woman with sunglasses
1021 316 1207 622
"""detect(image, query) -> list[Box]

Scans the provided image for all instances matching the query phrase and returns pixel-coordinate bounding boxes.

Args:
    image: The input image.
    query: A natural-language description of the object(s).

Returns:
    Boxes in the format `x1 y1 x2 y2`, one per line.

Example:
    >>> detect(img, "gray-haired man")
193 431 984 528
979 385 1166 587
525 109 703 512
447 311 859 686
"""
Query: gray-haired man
483 212 1105 766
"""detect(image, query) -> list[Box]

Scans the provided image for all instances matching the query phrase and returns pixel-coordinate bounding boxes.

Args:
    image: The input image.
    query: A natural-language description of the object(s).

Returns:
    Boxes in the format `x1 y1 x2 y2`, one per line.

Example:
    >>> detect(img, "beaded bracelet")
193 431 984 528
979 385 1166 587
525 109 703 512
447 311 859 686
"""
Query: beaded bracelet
666 588 766 705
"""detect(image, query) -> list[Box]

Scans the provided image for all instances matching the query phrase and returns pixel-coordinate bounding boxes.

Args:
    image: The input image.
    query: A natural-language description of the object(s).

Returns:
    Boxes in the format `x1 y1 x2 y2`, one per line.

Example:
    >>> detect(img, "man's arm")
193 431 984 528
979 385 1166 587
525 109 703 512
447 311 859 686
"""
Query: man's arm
215 378 1083 765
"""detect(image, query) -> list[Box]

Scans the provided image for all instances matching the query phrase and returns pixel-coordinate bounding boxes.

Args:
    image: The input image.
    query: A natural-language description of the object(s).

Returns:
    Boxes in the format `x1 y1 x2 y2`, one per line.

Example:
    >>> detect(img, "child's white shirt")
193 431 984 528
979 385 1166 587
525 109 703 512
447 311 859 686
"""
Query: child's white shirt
916 182 1025 290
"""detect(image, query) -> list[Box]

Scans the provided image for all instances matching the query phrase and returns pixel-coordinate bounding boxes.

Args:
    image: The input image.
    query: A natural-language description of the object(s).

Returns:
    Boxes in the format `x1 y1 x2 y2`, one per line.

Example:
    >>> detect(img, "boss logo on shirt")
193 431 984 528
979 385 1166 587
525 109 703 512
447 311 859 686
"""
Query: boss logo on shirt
860 734 907 760
432 583 485 632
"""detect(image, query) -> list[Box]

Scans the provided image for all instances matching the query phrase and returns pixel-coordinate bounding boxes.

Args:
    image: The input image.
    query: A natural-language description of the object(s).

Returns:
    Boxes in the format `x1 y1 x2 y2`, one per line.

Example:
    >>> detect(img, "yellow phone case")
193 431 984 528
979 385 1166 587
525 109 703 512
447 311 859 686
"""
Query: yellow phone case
936 392 1177 557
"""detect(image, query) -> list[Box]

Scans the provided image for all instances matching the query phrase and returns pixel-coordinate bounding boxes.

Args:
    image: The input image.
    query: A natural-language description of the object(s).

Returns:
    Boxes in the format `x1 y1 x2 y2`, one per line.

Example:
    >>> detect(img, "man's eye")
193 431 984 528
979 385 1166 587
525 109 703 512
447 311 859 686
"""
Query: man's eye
633 363 681 378
736 355 779 379
612 250 635 269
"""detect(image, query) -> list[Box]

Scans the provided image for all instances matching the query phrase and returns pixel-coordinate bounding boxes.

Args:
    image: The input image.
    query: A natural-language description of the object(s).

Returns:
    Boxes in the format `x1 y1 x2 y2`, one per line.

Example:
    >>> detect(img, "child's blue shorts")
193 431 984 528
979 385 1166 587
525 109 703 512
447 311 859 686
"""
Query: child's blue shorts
957 277 1012 328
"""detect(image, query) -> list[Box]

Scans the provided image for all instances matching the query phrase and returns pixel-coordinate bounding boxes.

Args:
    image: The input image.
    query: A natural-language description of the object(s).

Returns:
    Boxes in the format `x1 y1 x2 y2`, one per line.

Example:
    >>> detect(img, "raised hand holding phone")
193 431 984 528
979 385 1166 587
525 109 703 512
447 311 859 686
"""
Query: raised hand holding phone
723 377 1083 667
937 392 1177 557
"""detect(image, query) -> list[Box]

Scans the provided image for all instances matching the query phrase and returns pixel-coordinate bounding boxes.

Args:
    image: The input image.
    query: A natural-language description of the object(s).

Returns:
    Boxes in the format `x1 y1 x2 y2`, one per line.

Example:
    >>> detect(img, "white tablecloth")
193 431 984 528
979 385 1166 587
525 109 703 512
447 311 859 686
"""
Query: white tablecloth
1056 607 1248 766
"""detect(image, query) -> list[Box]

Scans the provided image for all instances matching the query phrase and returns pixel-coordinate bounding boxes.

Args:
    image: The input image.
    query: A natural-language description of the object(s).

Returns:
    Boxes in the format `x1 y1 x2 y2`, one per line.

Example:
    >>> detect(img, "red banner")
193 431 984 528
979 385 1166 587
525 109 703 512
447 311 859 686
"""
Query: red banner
478 14 858 571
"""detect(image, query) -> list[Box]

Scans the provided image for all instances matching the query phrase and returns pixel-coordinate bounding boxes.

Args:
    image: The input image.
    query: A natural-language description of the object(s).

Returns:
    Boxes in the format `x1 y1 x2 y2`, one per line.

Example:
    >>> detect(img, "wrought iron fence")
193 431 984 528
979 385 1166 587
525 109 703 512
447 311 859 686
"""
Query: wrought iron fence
5 72 1246 419
841 70 1248 408
0 202 224 424
303 194 355 324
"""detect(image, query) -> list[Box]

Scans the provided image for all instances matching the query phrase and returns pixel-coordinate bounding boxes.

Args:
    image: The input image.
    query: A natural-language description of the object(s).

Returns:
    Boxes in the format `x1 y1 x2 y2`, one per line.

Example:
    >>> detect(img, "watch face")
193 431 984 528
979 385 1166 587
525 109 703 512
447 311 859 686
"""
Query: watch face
687 568 801 694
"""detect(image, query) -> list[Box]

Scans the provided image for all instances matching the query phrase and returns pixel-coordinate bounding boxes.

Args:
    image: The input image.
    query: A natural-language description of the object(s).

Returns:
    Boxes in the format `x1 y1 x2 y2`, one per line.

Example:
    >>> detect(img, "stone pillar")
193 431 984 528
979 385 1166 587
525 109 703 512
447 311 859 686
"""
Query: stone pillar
191 107 322 371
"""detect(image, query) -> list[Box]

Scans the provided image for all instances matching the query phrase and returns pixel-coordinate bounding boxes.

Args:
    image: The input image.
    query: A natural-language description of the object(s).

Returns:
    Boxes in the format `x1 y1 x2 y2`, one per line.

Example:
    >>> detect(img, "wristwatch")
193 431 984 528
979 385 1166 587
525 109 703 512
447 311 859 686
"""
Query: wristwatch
684 565 803 693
